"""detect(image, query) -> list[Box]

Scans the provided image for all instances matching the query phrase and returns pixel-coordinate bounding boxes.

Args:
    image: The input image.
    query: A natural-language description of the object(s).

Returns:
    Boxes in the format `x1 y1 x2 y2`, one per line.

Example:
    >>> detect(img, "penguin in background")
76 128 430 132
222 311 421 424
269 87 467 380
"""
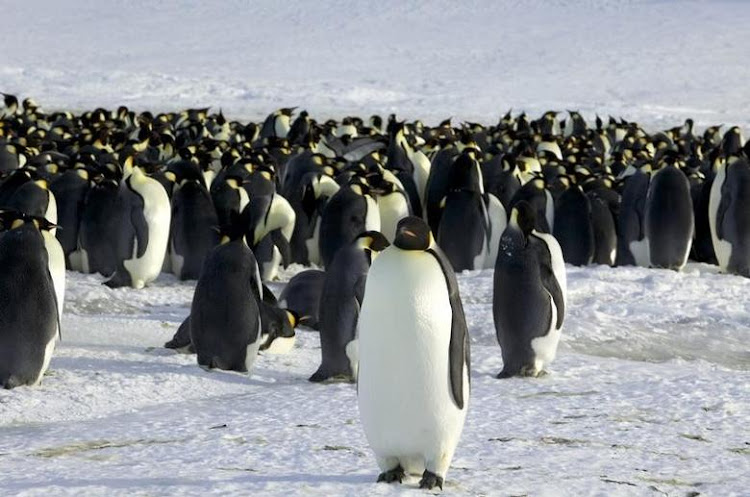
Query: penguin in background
493 201 566 378
259 108 295 141
189 214 264 374
615 166 651 267
50 167 91 267
436 149 507 271
74 177 121 276
310 231 389 383
553 184 594 266
169 172 220 280
644 162 694 270
357 216 470 490
105 165 171 288
318 178 380 268
6 178 58 230
509 176 555 233
0 211 60 389
424 142 458 234
709 157 750 277
371 173 411 243
588 189 618 266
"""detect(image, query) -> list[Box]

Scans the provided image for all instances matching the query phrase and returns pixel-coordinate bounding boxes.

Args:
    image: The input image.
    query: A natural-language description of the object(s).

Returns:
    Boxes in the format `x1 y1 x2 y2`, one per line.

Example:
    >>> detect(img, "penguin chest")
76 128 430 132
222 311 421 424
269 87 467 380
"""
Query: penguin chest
123 178 170 285
377 192 409 242
358 249 465 456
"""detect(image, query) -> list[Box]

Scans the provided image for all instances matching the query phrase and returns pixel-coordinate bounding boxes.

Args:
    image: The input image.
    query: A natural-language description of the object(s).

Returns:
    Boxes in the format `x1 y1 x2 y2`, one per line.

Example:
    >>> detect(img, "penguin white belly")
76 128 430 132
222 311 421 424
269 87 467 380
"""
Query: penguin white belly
170 240 185 278
305 220 322 266
630 237 651 268
409 149 431 204
42 231 66 320
544 189 555 232
123 177 170 288
346 338 359 381
364 195 381 233
35 332 59 386
261 246 282 281
358 249 467 476
532 230 567 301
46 191 58 236
377 193 409 242
708 164 732 270
244 319 263 375
530 292 560 374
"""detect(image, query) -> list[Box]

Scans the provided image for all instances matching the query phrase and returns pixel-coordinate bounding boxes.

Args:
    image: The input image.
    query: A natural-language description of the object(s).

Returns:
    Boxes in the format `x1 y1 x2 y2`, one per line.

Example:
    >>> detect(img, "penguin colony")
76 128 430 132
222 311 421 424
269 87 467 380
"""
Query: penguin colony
1 92 748 489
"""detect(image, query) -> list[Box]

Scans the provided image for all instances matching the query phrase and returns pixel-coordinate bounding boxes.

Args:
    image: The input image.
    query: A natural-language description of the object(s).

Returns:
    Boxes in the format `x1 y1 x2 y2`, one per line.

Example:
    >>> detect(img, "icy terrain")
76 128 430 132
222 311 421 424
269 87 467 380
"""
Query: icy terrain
1 0 750 496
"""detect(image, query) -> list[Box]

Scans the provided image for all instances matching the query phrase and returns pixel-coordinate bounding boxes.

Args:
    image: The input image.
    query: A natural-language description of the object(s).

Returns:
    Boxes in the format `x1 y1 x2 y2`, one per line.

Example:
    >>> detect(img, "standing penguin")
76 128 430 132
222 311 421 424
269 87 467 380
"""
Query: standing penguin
189 222 264 374
310 231 389 383
106 166 171 288
493 201 566 378
0 212 60 389
553 185 594 266
709 157 750 277
644 163 694 270
318 179 380 268
615 167 650 267
358 216 470 490
169 176 220 280
50 167 90 267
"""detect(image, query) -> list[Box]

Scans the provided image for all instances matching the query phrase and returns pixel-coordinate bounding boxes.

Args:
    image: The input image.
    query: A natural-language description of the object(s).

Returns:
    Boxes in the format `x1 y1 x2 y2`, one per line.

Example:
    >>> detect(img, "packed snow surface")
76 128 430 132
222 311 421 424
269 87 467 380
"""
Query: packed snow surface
1 0 750 496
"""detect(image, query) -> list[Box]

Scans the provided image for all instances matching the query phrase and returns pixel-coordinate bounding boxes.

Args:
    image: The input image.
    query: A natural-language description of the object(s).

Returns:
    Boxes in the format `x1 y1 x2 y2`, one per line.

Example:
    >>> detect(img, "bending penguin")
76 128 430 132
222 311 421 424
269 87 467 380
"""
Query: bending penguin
0 211 60 389
493 201 566 378
310 230 389 383
358 216 470 490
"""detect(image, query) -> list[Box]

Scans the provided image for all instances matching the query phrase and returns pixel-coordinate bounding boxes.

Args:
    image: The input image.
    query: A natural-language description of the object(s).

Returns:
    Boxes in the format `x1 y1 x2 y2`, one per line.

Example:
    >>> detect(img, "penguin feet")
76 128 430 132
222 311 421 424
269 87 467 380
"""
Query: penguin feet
495 368 517 379
418 470 444 490
377 465 405 484
520 365 546 378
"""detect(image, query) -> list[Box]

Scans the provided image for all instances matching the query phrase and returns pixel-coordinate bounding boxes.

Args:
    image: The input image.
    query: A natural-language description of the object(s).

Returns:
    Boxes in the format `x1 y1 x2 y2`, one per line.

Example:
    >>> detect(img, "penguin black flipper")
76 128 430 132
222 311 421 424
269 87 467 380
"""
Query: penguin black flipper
130 192 149 258
529 235 565 330
427 246 469 410
716 175 732 241
165 315 194 353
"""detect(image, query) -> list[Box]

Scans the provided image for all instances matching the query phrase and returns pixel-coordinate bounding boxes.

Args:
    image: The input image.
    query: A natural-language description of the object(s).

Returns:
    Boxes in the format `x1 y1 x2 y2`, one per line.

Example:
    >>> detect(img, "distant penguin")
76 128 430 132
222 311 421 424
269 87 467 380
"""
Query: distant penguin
211 176 249 232
287 171 339 265
588 191 618 266
493 201 566 378
436 149 506 271
616 168 650 267
310 231 389 383
509 176 555 233
358 216 470 490
318 180 380 268
0 212 60 389
424 145 458 234
709 157 750 276
553 185 594 266
50 168 90 267
106 166 171 288
259 108 294 140
169 178 220 280
645 164 694 270
374 180 411 242
75 178 121 276
189 226 264 374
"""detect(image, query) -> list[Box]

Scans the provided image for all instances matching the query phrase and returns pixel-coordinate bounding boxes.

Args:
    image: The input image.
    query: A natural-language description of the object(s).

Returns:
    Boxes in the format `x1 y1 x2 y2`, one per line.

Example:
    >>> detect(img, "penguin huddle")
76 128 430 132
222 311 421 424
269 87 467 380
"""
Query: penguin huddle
3 94 750 490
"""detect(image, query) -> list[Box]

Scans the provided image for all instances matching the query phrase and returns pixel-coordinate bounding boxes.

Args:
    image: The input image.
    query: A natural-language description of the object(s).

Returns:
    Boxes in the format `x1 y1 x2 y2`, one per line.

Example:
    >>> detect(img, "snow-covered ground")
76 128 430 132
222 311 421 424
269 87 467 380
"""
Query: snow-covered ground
2 0 750 495
1 265 748 496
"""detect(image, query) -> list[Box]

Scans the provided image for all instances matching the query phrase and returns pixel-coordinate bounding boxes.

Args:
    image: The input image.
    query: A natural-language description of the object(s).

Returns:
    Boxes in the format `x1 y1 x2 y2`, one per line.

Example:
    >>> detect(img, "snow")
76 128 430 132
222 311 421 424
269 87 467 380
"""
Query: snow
2 0 750 495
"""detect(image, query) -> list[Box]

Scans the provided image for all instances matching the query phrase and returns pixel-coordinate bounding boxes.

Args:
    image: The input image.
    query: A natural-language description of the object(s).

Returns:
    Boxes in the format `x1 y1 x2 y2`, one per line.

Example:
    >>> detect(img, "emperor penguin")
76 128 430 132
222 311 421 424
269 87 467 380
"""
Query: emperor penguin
278 269 326 330
0 212 60 389
553 185 594 266
615 167 650 267
189 222 264 374
493 201 566 378
105 165 171 288
709 157 750 277
436 149 507 271
75 178 121 276
169 176 220 280
310 231 389 383
49 167 90 267
318 179 380 268
358 216 470 490
644 163 694 270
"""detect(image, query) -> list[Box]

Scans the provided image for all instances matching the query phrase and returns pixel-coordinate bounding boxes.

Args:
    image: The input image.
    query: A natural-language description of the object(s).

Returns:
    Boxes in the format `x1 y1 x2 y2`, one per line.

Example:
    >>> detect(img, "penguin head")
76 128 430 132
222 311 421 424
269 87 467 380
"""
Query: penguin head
394 216 432 251
356 230 390 264
509 201 536 238
0 210 56 232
